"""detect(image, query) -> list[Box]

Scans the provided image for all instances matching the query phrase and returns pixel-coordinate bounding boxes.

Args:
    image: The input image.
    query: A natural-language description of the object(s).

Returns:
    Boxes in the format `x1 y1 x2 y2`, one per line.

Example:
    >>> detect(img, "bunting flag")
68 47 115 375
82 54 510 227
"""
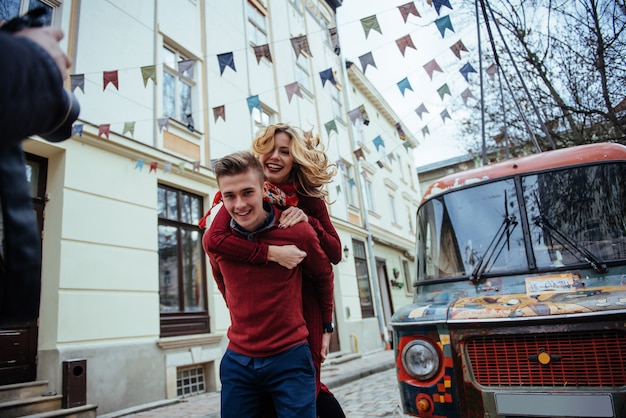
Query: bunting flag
422 126 430 137
98 124 110 139
141 65 157 86
348 107 362 124
461 88 475 104
336 185 341 194
103 70 119 91
149 162 158 173
324 119 338 137
213 105 226 122
396 34 416 56
157 117 169 132
178 162 185 173
135 160 144 171
402 140 416 150
70 74 84 93
290 35 312 58
398 2 420 22
123 121 135 136
354 148 365 160
459 62 477 82
335 159 345 169
193 161 201 172
433 0 453 15
358 52 377 74
373 135 385 151
397 77 413 96
415 103 429 119
349 178 356 188
423 59 443 80
217 53 236 75
437 84 451 100
247 95 261 113
253 44 272 63
360 170 368 180
486 63 498 80
319 68 337 87
450 40 468 59
387 152 397 163
163 162 172 174
186 115 195 132
435 15 454 38
285 82 303 103
440 109 451 123
376 160 384 168
328 27 340 55
396 122 406 140
178 59 195 78
72 124 83 138
359 104 370 125
360 15 382 38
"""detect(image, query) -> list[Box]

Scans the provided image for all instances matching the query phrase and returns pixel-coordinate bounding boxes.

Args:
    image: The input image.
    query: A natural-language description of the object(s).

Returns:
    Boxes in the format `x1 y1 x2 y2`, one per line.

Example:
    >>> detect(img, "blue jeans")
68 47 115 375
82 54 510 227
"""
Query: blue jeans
220 343 316 418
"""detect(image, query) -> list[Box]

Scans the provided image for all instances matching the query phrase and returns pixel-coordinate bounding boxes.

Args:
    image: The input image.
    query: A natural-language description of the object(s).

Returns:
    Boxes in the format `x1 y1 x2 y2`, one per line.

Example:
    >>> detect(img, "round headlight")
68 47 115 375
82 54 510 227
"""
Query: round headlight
401 339 440 381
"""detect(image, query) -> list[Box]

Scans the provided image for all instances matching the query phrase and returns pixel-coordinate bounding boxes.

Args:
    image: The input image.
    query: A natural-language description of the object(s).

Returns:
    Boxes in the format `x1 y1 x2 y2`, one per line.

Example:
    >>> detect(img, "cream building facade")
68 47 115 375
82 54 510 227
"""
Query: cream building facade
6 0 420 414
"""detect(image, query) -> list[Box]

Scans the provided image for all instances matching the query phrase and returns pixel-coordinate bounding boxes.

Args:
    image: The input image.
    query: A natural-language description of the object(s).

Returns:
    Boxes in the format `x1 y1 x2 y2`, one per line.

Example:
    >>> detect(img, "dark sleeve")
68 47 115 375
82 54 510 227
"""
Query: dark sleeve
0 32 69 146
202 204 269 264
299 225 334 324
299 196 342 264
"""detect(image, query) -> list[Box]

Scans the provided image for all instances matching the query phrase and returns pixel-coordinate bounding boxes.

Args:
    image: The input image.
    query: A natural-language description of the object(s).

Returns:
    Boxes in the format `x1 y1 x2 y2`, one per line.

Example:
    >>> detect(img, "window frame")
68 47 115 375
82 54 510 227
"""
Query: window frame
353 239 375 318
162 44 196 125
246 0 268 46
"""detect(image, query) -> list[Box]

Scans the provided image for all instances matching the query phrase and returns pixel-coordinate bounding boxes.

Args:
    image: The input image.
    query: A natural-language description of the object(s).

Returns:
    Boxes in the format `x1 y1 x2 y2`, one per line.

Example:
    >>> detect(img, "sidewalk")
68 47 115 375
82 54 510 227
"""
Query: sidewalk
103 349 396 418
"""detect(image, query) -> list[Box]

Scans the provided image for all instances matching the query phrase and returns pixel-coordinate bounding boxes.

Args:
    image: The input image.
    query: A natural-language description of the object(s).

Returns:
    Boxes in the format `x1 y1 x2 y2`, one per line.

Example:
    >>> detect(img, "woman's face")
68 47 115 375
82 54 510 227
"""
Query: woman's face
259 131 294 185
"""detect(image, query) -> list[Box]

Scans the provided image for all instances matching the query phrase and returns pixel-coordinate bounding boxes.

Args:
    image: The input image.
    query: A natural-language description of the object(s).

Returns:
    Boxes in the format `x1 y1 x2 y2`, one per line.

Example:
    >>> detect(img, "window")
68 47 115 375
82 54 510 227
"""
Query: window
251 104 276 130
364 180 375 211
177 366 206 397
330 83 343 120
0 0 57 24
402 259 413 290
407 163 415 188
406 205 413 232
353 240 374 318
289 0 304 33
246 0 268 46
158 185 208 337
389 194 397 224
162 45 195 124
341 163 357 207
295 55 311 92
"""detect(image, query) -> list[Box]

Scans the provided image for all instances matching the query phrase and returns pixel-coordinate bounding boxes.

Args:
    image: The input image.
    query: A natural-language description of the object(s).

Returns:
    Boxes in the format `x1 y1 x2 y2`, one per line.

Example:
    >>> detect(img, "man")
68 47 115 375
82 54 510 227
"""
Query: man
205 151 334 418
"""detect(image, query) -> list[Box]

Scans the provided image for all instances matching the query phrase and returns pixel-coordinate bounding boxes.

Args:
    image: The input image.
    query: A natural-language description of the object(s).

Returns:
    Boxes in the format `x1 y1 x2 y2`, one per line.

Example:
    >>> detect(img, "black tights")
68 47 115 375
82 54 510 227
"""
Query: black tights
316 390 346 418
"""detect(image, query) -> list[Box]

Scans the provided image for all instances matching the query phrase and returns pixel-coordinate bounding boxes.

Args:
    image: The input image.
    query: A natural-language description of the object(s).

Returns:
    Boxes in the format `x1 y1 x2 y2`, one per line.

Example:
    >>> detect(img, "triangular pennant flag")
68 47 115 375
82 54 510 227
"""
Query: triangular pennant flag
397 77 413 96
349 178 356 188
360 170 368 180
72 124 83 138
217 52 236 75
376 160 384 168
325 120 338 137
141 65 157 87
328 27 340 55
360 15 382 38
213 105 226 122
335 159 345 169
319 68 337 87
178 162 185 173
396 122 406 140
387 152 397 163
460 62 477 82
123 121 135 136
348 107 362 124
70 74 84 93
461 88 475 104
440 109 451 123
398 2 420 22
193 161 201 172
247 95 261 114
486 63 498 80
178 59 195 78
421 126 430 137
157 117 169 132
423 59 443 80
98 124 110 139
396 34 416 56
285 82 303 103
435 15 454 38
336 185 341 194
163 162 172 174
290 35 313 58
433 0 453 15
415 103 429 119
372 135 385 151
450 40 468 59
403 140 417 150
354 148 365 160
359 104 370 125
149 162 158 173
253 44 272 64
135 160 144 171
358 52 377 74
103 70 118 91
437 84 451 100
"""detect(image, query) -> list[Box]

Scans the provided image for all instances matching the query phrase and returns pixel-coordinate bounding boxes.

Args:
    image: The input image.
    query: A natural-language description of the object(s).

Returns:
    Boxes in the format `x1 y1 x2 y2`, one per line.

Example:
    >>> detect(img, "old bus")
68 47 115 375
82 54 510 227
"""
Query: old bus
391 143 626 417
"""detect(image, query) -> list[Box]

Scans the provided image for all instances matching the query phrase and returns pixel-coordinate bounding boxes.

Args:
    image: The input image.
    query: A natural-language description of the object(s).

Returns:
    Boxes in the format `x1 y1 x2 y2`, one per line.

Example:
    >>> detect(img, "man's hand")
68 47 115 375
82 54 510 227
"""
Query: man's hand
278 206 308 229
321 333 331 363
15 26 72 80
267 244 306 269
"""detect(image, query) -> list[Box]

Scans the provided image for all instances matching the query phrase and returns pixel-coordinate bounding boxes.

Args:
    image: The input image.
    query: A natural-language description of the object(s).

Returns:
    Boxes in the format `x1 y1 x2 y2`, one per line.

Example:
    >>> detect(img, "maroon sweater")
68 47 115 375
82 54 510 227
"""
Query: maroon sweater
207 207 334 357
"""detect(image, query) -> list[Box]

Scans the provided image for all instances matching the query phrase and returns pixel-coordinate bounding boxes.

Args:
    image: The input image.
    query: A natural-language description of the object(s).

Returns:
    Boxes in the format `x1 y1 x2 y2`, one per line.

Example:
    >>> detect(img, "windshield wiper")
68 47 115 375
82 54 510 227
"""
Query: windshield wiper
470 214 518 284
533 215 607 274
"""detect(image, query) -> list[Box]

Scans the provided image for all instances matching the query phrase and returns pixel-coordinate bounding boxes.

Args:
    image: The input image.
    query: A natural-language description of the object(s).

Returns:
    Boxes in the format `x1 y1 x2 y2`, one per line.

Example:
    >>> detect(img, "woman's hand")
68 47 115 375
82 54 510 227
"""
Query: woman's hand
321 333 331 363
278 206 308 229
267 244 306 269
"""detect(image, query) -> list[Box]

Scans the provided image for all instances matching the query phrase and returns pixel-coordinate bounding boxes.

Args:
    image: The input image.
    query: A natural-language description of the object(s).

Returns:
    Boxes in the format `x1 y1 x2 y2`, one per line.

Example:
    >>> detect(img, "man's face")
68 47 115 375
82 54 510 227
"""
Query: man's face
219 169 266 232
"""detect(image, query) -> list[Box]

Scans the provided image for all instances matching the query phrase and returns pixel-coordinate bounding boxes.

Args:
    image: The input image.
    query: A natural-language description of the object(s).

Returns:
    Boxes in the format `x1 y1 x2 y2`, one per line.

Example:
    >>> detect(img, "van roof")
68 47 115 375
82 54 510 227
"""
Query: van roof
422 142 626 202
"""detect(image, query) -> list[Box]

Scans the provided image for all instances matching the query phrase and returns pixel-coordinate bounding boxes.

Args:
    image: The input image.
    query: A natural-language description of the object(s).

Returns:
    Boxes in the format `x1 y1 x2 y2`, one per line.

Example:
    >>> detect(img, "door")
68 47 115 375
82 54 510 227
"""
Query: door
375 258 394 343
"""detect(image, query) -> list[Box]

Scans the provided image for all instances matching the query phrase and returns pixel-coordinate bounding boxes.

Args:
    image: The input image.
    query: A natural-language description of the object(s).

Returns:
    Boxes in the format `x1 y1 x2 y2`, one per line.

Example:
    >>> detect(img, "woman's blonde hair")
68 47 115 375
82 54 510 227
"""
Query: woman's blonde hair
252 123 337 201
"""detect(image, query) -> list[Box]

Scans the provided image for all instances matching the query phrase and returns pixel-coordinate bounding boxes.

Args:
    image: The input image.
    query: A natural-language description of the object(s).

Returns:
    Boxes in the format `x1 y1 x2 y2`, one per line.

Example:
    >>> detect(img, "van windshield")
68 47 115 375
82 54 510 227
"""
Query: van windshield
416 162 626 282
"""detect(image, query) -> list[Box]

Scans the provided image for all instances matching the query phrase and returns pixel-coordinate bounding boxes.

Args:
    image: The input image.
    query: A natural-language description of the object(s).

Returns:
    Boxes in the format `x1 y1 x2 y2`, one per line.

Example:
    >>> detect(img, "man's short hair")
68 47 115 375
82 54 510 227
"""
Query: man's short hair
214 151 264 184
